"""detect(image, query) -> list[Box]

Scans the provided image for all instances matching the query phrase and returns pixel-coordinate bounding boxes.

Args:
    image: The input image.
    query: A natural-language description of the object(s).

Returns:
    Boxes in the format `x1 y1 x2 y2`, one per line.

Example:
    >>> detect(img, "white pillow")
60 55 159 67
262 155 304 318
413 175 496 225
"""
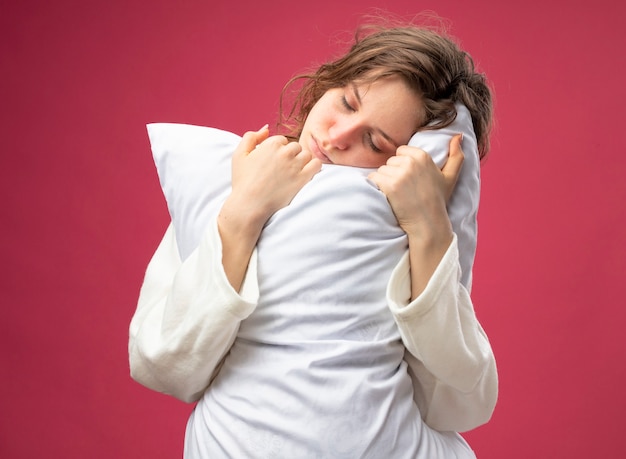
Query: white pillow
147 102 479 289
147 124 237 261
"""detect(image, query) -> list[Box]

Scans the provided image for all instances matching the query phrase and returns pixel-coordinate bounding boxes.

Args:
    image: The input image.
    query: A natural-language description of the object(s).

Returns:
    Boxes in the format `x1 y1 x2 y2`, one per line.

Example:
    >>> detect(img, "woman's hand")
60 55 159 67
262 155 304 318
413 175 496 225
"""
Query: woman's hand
368 134 465 299
368 134 464 242
228 125 322 226
218 125 321 291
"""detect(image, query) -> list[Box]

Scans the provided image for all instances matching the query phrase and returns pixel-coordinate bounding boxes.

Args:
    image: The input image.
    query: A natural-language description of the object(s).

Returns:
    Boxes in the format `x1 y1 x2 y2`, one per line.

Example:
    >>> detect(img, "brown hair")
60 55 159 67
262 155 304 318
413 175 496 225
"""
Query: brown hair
280 23 493 159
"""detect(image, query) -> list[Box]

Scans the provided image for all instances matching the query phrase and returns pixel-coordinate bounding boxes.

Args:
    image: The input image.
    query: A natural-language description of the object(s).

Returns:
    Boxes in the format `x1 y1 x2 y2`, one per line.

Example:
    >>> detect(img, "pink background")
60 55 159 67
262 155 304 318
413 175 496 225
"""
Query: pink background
2 1 625 457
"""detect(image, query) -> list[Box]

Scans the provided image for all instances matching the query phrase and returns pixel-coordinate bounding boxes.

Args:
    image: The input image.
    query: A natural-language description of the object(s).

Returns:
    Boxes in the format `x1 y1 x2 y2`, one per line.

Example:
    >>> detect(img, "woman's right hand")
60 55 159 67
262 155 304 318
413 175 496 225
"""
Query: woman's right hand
217 126 321 291
227 125 322 227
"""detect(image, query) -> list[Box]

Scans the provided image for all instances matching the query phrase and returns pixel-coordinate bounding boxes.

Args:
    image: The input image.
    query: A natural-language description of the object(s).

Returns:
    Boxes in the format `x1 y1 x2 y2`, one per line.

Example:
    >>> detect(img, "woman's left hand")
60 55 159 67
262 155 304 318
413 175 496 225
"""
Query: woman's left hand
368 134 464 242
369 134 465 298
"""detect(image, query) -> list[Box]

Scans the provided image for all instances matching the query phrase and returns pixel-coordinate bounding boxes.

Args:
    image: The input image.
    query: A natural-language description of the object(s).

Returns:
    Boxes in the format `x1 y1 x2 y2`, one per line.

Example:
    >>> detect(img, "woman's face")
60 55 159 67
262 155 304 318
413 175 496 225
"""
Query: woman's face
299 75 424 168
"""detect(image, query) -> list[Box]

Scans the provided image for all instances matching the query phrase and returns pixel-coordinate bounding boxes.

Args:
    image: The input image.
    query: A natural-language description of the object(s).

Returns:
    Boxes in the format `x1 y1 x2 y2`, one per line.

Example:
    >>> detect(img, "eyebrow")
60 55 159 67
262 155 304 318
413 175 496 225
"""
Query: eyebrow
350 83 401 148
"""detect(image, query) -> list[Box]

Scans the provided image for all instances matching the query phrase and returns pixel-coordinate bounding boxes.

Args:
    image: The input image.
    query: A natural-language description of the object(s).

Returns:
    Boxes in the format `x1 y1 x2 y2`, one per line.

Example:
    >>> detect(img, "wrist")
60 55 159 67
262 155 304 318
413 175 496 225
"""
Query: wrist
402 213 454 248
406 227 453 256
405 225 453 301
218 195 268 244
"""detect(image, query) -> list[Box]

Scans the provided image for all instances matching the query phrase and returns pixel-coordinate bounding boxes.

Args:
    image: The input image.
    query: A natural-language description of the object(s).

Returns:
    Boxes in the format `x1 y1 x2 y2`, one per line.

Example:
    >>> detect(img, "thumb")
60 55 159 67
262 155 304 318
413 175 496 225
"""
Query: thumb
236 124 269 157
442 134 465 200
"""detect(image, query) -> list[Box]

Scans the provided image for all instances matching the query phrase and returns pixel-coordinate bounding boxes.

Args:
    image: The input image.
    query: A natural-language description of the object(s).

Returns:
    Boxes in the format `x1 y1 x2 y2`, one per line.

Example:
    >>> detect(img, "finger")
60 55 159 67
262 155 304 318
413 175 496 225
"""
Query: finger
370 164 394 179
269 141 301 161
367 171 383 191
255 124 270 145
295 144 312 162
235 132 259 158
367 170 393 194
236 125 269 156
396 144 426 158
385 154 411 168
443 133 465 175
263 135 289 148
301 156 322 177
442 134 465 198
284 141 303 157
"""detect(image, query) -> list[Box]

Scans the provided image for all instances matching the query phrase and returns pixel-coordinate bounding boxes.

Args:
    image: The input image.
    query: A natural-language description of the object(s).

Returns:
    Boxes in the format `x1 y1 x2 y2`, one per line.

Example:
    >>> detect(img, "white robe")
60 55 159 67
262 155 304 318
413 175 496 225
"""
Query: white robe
129 166 497 457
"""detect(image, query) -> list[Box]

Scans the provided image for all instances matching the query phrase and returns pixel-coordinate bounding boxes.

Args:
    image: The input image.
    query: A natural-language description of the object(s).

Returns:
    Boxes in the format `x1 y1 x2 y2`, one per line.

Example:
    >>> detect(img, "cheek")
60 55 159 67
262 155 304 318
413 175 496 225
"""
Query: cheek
303 105 322 130
312 96 338 124
350 150 394 168
371 153 395 168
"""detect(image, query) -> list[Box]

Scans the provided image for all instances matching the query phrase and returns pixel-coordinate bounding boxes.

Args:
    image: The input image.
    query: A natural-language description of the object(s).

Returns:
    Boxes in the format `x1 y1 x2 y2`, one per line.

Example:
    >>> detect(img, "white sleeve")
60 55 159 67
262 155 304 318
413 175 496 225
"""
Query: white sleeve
128 220 259 403
387 235 498 432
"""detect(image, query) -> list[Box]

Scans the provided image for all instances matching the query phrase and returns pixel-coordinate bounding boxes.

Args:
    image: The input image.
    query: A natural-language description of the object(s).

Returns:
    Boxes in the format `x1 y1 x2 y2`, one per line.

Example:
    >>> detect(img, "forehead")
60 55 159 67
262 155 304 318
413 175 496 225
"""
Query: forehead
351 76 424 135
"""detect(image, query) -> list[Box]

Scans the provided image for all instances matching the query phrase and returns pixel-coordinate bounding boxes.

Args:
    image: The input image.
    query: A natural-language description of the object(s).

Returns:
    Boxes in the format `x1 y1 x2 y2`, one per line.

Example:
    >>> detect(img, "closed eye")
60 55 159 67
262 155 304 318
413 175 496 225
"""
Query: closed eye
367 133 383 153
341 96 355 112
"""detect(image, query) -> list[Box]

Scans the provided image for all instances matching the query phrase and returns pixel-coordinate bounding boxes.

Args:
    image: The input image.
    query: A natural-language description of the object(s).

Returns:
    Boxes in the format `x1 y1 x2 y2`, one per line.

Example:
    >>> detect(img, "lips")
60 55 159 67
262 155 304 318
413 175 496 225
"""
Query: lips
309 136 332 164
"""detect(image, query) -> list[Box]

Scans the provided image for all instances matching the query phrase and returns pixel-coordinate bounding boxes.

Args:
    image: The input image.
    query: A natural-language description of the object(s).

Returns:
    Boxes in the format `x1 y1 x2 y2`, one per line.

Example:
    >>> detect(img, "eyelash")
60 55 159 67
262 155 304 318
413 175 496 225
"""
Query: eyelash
367 134 382 153
341 96 382 153
341 96 355 112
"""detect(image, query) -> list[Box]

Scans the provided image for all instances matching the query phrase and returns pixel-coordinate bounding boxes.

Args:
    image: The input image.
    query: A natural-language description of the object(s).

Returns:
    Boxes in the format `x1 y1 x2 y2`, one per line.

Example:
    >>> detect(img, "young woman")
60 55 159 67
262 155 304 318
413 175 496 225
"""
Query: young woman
130 23 497 458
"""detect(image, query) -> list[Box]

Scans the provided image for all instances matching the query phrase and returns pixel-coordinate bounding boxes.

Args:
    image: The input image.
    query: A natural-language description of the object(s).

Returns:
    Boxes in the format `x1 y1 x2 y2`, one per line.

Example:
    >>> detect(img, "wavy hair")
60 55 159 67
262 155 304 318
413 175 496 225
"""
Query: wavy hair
280 23 493 158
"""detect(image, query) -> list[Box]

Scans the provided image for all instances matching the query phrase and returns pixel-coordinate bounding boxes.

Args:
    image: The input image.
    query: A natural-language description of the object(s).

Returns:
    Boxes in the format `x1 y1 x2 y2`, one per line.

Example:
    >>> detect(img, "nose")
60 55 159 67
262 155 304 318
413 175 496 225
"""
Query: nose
328 117 359 151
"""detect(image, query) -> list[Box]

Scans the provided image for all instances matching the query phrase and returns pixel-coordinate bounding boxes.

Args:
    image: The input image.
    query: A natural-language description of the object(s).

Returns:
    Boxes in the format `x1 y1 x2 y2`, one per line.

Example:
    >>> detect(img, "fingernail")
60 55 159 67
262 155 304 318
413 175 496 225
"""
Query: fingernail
259 124 269 132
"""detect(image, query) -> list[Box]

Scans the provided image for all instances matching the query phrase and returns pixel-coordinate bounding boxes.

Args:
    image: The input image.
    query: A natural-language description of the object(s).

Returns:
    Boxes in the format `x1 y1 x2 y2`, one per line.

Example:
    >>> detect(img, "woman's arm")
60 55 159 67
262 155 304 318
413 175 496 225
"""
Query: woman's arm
128 222 259 403
218 126 321 291
387 236 497 432
129 127 321 401
369 135 463 299
369 135 497 431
